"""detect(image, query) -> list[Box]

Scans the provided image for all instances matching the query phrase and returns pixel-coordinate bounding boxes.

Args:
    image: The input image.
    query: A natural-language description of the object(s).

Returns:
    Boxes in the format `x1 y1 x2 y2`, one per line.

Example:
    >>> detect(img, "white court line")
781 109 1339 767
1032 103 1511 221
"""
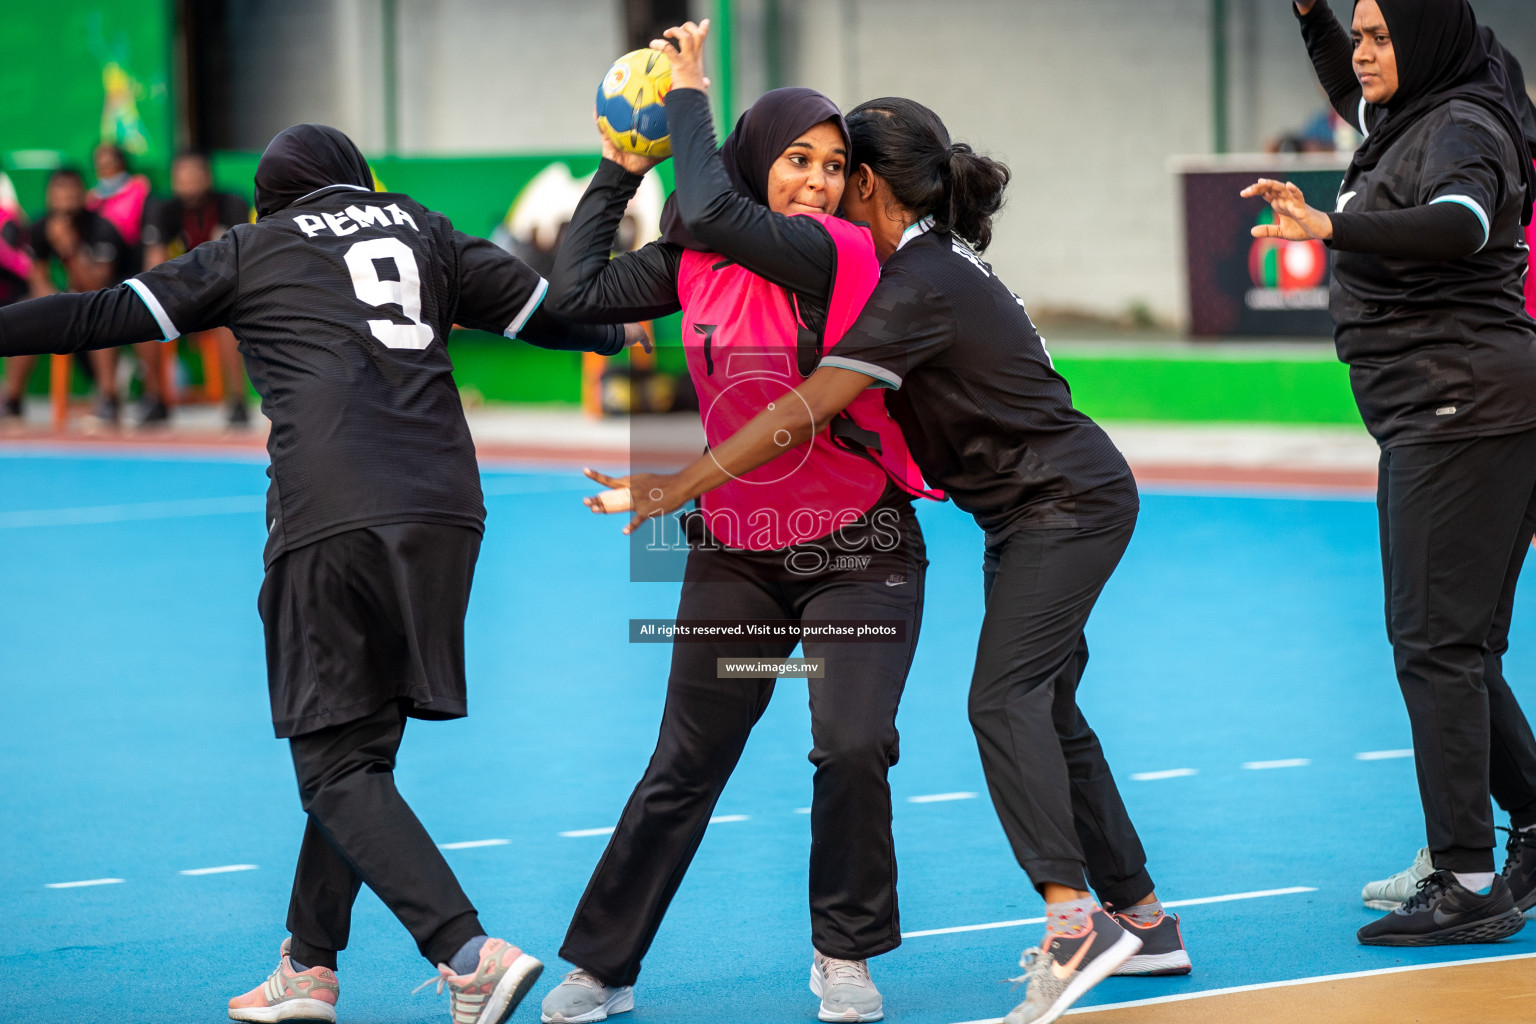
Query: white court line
562 816 745 837
1131 768 1197 781
179 864 258 876
908 792 978 804
1357 749 1414 760
794 807 812 814
439 839 509 850
1243 758 1312 770
0 495 264 529
45 878 125 889
901 886 1315 939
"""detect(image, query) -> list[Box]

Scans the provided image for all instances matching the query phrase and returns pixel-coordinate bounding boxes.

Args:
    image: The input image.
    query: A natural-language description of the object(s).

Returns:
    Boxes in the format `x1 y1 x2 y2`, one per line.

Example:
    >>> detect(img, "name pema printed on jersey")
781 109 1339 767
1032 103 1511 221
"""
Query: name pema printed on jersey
293 203 419 238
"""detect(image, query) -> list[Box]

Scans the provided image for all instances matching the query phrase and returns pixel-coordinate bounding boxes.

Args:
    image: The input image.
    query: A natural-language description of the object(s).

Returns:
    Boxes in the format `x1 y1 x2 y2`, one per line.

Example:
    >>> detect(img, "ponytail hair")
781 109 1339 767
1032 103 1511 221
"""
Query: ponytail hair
846 97 1010 252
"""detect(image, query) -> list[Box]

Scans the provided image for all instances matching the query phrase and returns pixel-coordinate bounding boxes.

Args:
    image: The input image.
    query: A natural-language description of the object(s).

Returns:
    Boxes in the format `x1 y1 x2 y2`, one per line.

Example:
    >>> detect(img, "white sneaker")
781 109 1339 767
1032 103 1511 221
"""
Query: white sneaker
810 952 883 1023
539 969 633 1024
1362 847 1434 910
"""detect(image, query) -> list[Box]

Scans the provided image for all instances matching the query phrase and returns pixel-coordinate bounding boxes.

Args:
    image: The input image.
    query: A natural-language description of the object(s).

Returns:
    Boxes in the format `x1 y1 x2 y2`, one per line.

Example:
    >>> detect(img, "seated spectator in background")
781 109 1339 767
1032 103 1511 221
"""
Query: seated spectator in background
87 142 150 248
2 168 134 425
140 151 254 425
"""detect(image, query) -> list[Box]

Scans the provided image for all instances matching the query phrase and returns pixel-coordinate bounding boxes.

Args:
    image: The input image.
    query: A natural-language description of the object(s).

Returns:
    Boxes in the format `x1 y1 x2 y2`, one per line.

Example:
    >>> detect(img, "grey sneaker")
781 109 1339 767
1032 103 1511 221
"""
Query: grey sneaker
1003 911 1141 1024
1362 847 1433 910
540 969 633 1024
809 952 883 1023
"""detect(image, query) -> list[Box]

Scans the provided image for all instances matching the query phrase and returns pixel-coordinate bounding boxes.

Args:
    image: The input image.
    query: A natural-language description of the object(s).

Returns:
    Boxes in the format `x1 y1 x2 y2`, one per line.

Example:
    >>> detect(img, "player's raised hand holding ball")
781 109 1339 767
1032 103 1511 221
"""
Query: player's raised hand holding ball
652 20 709 92
594 19 710 176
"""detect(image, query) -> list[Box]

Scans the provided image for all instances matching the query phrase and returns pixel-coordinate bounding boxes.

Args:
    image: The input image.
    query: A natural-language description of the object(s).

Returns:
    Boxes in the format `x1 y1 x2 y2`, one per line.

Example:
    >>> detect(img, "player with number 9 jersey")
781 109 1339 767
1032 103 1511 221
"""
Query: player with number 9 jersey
0 123 633 1024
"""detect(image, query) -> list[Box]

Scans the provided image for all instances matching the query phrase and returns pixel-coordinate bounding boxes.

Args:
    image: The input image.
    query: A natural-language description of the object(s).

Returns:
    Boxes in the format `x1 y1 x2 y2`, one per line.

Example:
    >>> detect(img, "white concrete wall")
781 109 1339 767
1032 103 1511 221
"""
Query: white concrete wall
393 0 621 154
784 0 1220 322
221 0 1536 324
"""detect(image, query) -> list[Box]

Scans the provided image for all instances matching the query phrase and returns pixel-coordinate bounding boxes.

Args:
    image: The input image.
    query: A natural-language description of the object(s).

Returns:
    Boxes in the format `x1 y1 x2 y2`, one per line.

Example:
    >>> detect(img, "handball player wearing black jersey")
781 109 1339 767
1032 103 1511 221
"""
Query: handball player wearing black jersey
0 123 643 1024
1244 0 1536 948
591 98 1185 1024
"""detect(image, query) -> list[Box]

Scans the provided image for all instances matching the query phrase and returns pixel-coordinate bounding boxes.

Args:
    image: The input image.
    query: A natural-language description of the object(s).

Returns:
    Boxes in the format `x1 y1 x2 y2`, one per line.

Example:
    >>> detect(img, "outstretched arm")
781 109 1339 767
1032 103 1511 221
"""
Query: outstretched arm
0 285 162 356
582 365 874 533
450 229 647 355
1295 0 1364 130
543 160 685 323
1241 178 1487 259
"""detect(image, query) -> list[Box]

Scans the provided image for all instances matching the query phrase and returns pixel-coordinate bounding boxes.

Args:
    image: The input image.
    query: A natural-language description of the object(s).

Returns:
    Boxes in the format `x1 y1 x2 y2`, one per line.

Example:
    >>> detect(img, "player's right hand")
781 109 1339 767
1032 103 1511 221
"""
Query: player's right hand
596 111 666 175
654 20 709 93
1293 0 1318 14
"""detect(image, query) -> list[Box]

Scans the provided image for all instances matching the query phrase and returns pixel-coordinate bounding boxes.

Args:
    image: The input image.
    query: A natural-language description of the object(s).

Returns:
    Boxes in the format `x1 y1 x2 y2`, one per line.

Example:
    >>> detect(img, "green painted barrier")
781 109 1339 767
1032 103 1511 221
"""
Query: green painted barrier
1051 353 1361 424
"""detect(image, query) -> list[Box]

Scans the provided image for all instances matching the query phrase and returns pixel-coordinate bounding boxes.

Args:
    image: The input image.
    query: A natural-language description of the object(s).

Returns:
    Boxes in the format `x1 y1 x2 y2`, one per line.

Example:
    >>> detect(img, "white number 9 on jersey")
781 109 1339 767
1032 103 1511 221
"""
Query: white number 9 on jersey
343 237 436 350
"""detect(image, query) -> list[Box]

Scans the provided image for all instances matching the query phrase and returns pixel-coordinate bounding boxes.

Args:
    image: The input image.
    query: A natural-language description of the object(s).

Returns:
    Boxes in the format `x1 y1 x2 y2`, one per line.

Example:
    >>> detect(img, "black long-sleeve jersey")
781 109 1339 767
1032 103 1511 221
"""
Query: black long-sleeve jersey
1299 0 1536 446
0 184 626 564
821 221 1139 537
547 88 839 330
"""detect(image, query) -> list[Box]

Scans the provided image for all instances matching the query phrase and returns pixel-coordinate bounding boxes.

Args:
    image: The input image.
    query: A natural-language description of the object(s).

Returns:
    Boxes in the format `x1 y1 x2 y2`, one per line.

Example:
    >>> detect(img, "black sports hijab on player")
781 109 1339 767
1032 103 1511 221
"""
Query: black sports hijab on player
1354 0 1536 224
254 124 374 218
659 87 848 250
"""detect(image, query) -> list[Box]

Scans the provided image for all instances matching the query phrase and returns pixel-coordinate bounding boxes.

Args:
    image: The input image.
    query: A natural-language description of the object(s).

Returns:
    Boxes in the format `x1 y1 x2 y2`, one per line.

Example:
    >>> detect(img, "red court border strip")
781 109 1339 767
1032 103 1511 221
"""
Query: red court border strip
0 431 1380 493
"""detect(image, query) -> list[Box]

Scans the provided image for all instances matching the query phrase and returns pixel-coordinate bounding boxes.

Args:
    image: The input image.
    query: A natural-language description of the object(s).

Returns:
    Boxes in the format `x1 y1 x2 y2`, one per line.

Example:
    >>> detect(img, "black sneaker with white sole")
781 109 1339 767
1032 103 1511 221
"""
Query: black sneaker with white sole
1357 870 1525 946
1499 827 1536 912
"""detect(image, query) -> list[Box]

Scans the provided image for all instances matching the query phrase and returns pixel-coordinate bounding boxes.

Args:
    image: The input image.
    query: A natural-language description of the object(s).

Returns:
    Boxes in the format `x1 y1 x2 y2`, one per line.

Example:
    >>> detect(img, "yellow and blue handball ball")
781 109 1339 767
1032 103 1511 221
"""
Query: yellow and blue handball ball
596 48 673 160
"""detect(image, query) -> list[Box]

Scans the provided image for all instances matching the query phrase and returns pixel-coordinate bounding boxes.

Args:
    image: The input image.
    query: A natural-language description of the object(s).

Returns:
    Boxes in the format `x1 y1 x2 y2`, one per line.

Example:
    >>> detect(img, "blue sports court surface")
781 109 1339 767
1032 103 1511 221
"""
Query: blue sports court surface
3 448 1533 1023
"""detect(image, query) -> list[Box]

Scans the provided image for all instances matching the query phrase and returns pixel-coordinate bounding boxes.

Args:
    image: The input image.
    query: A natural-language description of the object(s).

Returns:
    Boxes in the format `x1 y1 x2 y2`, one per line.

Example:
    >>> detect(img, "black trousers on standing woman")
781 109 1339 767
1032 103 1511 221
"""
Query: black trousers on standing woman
968 513 1156 911
560 505 927 987
1376 427 1536 873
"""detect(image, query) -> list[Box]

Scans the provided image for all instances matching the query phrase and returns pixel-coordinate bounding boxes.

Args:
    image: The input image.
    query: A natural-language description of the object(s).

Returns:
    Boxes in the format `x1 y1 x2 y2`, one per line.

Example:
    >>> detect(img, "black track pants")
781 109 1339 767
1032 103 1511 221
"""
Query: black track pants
1377 427 1536 873
968 516 1154 911
285 700 483 969
560 512 926 987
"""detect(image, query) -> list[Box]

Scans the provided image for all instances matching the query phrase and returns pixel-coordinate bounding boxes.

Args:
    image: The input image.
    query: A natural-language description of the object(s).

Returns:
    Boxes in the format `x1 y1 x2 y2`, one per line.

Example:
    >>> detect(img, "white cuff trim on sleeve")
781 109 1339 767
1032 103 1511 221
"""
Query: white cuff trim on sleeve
1430 194 1491 252
126 278 181 342
503 277 549 339
819 355 902 389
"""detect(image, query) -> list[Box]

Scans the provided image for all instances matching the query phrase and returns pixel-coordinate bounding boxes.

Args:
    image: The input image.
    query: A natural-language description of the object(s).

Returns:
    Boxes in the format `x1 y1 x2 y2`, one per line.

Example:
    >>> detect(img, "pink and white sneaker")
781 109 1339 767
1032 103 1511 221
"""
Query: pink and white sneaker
416 937 544 1024
228 938 340 1023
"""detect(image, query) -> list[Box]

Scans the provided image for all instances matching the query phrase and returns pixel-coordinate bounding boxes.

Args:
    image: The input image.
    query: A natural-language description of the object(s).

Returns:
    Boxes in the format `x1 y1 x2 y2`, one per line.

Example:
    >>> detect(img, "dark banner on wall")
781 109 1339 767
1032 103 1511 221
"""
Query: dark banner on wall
1178 158 1349 338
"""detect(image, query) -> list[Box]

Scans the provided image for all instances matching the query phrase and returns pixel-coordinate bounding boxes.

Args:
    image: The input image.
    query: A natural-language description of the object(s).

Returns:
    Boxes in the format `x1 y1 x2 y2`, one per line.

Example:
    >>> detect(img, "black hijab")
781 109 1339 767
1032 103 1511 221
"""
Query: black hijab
254 124 374 218
659 87 848 251
1354 0 1535 225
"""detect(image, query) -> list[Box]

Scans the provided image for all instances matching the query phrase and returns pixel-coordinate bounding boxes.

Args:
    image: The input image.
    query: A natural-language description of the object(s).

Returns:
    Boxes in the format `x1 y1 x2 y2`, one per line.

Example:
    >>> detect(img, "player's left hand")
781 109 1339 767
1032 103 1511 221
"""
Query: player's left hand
1241 179 1334 241
655 20 710 93
582 467 689 535
624 323 654 353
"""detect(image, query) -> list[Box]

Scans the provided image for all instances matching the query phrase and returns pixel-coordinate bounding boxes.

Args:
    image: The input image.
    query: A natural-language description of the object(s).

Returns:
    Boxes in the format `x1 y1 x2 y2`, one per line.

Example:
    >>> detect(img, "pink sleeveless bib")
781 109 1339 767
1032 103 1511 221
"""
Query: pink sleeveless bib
677 213 936 551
